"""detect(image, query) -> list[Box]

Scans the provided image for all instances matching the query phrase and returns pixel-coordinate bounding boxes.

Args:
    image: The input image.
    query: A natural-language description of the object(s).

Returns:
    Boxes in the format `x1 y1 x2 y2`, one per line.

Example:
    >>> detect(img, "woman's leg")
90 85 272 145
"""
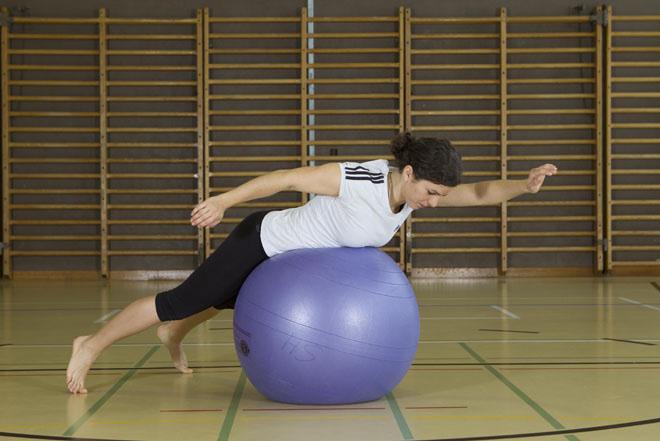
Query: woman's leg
66 295 160 394
157 307 220 374
65 211 269 394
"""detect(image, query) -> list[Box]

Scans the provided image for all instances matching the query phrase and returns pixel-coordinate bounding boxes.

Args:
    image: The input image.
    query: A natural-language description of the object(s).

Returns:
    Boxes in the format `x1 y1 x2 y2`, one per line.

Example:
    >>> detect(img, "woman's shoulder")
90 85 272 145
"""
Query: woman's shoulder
343 159 389 173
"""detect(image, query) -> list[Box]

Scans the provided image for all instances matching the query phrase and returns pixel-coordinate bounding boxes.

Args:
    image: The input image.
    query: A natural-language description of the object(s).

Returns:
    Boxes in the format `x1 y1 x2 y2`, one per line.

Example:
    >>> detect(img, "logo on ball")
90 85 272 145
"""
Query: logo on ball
240 340 250 356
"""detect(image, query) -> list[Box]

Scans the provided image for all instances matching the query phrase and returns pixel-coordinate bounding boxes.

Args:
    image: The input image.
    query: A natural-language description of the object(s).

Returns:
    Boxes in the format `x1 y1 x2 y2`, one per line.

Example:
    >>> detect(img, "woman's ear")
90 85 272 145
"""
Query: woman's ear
403 165 415 181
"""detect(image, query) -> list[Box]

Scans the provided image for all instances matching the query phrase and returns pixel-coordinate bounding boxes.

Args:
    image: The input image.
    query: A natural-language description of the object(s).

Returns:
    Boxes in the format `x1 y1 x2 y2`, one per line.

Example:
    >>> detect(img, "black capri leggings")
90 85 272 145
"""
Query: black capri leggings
155 210 270 321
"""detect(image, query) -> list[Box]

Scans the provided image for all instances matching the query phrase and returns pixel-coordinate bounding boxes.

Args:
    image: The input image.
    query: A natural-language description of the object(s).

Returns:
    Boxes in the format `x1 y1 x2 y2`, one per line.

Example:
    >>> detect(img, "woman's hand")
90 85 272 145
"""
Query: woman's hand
191 196 226 228
526 164 558 194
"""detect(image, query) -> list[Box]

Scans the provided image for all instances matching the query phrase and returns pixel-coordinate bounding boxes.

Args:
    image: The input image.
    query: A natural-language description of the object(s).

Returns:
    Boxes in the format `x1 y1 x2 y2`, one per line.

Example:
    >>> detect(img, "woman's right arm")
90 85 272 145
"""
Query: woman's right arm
191 163 341 228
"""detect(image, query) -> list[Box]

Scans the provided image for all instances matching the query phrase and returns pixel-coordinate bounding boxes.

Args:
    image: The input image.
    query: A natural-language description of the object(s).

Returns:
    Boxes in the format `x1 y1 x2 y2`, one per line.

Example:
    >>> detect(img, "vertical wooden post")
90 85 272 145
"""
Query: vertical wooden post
300 7 309 204
203 8 211 258
404 8 413 275
595 6 604 273
195 9 205 264
99 8 109 277
605 6 613 271
1 7 10 277
499 8 509 275
397 6 406 269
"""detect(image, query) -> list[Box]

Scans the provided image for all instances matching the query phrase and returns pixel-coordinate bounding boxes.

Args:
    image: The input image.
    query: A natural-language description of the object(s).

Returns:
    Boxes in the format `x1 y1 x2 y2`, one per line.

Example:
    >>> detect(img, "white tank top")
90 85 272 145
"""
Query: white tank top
260 160 413 257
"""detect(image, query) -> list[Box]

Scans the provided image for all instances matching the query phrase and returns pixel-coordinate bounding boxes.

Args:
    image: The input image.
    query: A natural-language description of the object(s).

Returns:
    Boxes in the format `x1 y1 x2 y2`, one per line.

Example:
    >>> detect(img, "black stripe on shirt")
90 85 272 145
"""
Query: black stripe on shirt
346 176 385 183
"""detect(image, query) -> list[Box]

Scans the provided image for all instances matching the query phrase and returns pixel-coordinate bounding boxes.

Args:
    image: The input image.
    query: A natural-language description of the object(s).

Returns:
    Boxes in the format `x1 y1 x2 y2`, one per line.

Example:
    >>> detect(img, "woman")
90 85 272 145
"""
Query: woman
66 133 557 394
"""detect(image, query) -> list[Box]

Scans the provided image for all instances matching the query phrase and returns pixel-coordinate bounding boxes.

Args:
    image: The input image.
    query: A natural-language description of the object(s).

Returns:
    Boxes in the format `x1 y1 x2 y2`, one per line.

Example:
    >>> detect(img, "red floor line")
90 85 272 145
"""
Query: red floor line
241 407 387 411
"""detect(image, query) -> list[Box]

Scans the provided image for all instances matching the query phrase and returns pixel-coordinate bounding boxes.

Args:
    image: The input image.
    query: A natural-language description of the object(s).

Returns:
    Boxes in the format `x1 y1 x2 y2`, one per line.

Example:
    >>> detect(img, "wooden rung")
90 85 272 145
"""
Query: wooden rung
209 156 299 162
9 49 99 55
311 16 397 23
209 33 299 39
210 125 299 130
612 261 660 266
611 184 660 189
507 32 595 38
508 47 594 54
10 174 100 179
309 33 398 39
508 109 595 115
107 81 197 86
107 127 197 133
412 110 498 116
509 216 595 222
309 109 398 115
9 33 97 40
10 127 99 133
412 247 499 254
612 231 660 236
508 93 595 99
611 154 660 159
108 34 195 40
310 93 398 99
311 48 399 54
310 78 399 84
11 220 101 225
108 143 197 148
508 124 596 130
411 17 499 24
509 63 595 69
210 141 298 146
412 64 498 70
110 235 197 240
11 111 100 117
508 139 595 145
107 251 198 256
109 204 192 209
411 79 498 85
107 189 197 194
108 159 196 164
412 33 498 40
508 78 594 84
209 94 299 100
11 189 100 194
11 204 100 209
612 200 660 205
610 138 660 144
11 142 100 148
209 17 299 23
613 47 660 53
508 170 595 176
209 110 300 116
611 62 660 68
508 155 595 160
11 251 101 256
10 80 99 86
9 64 98 71
612 123 660 129
209 79 299 85
507 231 594 237
612 78 660 83
108 112 197 117
104 18 197 24
106 97 197 102
508 246 595 252
210 49 299 54
106 50 196 56
107 66 196 71
413 94 498 100
611 31 660 37
10 158 99 163
508 201 596 207
412 125 498 131
107 220 191 225
304 125 399 130
611 246 660 251
412 49 498 55
108 174 196 179
611 170 660 175
10 96 98 101
12 235 100 240
412 217 499 223
413 232 499 238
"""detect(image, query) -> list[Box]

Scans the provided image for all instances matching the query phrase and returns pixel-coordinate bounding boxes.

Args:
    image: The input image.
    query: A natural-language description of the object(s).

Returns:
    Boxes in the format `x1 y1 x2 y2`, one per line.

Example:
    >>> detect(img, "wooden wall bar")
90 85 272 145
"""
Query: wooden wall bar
0 6 657 278
607 10 660 271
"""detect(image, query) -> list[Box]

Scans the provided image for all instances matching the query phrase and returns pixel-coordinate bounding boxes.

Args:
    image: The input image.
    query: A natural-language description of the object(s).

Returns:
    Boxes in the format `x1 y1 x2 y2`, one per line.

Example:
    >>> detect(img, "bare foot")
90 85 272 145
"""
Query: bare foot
157 323 193 374
66 336 96 394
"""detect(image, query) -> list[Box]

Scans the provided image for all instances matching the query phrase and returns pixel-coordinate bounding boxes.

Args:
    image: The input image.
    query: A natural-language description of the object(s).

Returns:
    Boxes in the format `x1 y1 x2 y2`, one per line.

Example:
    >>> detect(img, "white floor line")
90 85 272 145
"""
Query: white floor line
93 309 120 324
490 305 520 319
619 297 660 312
421 317 511 320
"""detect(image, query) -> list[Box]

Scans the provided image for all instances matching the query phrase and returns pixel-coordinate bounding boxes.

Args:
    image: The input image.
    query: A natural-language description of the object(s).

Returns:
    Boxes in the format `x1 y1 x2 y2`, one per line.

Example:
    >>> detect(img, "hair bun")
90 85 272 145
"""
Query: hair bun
390 132 412 162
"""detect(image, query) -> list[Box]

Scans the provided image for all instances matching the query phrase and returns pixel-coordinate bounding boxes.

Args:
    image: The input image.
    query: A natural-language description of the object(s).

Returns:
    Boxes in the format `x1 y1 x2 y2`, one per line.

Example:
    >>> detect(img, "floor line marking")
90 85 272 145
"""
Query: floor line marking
478 329 539 334
386 391 414 440
62 345 159 437
93 309 120 324
217 370 246 441
602 338 656 346
490 305 520 319
459 342 579 441
619 297 660 312
651 282 660 293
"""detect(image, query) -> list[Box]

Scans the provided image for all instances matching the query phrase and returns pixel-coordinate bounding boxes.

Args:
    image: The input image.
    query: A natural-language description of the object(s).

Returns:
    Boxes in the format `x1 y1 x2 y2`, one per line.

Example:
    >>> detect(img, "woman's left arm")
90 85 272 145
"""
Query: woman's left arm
438 164 558 207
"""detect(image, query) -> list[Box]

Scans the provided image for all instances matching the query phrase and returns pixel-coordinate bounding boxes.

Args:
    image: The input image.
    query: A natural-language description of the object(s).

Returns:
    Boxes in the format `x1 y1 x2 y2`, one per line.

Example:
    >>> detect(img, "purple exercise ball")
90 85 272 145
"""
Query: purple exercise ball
232 247 420 405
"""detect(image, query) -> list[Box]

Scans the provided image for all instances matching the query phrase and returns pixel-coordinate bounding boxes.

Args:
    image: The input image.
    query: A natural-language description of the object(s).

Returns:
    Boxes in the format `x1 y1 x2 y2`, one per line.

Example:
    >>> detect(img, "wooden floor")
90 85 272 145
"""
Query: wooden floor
1 277 660 441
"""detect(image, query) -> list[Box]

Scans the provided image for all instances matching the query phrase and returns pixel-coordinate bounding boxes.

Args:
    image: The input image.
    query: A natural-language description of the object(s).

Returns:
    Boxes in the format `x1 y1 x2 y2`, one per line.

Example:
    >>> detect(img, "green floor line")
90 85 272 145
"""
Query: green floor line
63 345 160 437
386 391 414 440
459 342 579 441
218 370 246 441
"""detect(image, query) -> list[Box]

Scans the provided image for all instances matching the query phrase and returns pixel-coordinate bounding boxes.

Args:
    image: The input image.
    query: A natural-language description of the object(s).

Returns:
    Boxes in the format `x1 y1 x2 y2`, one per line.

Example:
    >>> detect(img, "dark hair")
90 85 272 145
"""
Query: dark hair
390 132 462 186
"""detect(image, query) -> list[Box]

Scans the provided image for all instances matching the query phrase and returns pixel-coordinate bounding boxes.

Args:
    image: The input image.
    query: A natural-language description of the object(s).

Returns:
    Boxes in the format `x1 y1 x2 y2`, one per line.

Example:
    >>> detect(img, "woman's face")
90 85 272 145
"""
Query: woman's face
401 166 451 209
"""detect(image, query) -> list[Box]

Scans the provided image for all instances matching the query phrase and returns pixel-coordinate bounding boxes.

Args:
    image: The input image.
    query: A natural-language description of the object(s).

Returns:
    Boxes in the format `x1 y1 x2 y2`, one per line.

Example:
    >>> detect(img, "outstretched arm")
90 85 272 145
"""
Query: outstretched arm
191 163 341 228
438 164 558 207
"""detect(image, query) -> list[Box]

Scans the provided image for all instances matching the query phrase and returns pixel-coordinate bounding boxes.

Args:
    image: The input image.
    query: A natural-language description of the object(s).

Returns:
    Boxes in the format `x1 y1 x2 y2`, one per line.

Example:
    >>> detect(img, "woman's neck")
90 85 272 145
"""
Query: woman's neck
388 169 405 212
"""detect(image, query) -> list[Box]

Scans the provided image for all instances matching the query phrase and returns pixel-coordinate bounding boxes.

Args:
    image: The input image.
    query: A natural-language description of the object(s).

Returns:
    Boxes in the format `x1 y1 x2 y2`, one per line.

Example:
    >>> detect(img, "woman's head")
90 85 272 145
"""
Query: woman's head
390 132 462 186
390 132 462 209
